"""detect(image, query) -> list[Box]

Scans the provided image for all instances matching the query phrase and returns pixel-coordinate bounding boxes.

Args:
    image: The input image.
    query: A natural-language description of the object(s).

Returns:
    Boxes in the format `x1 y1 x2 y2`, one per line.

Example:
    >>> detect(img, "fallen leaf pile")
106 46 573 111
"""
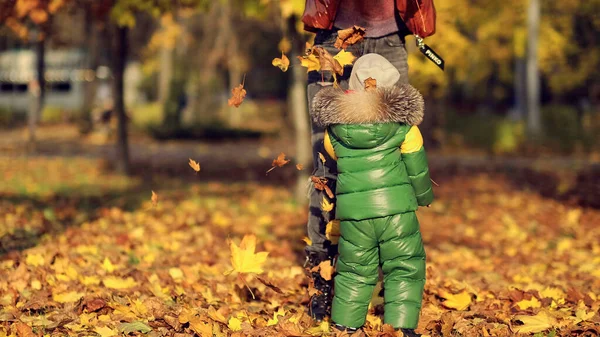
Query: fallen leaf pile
1 156 600 337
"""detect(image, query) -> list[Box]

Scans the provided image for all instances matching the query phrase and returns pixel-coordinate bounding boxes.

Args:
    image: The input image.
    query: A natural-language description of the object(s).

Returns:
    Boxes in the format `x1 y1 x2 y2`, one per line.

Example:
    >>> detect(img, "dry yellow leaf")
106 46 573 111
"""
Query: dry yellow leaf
326 220 341 244
439 290 472 310
169 267 184 282
516 296 541 310
151 190 158 207
513 311 556 333
102 257 116 273
95 326 118 337
25 253 45 267
303 237 313 246
53 291 84 303
272 52 290 72
103 276 138 289
318 260 334 281
318 152 326 164
228 317 242 331
189 316 212 336
225 234 269 275
321 197 334 212
297 54 321 73
189 158 201 172
296 164 304 170
333 50 357 69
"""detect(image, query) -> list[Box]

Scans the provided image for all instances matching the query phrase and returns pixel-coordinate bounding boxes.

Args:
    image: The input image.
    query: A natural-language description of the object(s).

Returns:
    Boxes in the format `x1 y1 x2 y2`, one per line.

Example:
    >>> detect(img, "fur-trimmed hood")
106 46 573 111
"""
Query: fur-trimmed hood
311 84 424 127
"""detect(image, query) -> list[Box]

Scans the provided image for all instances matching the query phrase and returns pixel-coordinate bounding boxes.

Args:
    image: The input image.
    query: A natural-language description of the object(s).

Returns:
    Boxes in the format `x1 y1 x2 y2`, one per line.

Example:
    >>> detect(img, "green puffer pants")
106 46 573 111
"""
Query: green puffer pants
331 212 426 329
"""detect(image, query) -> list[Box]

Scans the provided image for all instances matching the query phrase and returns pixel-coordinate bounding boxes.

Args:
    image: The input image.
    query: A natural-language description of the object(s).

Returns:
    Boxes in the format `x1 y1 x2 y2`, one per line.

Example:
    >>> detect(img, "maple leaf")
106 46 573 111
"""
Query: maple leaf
189 158 201 172
103 276 138 289
326 220 341 244
312 46 343 75
513 311 557 333
95 326 118 337
53 291 84 303
364 77 377 91
228 76 247 108
266 152 290 173
334 25 366 50
311 176 334 199
225 234 269 275
25 253 45 267
321 197 334 212
296 164 304 170
151 190 158 207
333 50 357 70
189 316 212 336
438 290 472 310
313 260 334 281
272 52 290 72
297 53 321 73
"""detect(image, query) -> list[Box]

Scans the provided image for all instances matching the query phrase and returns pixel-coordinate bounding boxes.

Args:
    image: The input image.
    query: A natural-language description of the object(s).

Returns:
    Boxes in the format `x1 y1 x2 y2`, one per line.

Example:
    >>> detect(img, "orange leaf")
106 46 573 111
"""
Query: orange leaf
296 164 304 170
364 77 377 91
311 176 334 199
151 190 158 207
272 52 290 72
312 46 343 75
29 8 49 25
334 25 366 50
317 260 334 281
188 158 201 172
266 152 290 173
228 77 247 108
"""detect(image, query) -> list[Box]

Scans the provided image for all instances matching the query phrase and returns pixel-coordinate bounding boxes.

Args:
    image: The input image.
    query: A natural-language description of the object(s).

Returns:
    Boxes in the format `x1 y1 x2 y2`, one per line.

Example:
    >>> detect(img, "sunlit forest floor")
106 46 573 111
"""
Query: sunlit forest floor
1 124 599 337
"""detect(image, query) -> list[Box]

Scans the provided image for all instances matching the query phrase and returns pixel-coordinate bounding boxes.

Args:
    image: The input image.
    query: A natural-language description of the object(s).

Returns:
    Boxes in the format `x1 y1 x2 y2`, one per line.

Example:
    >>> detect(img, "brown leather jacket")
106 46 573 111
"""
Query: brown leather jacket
302 0 436 38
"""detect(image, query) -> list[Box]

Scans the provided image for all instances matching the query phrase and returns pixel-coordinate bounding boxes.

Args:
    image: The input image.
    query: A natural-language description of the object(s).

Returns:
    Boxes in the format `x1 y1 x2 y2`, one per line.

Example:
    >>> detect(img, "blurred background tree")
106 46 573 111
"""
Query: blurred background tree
0 0 598 176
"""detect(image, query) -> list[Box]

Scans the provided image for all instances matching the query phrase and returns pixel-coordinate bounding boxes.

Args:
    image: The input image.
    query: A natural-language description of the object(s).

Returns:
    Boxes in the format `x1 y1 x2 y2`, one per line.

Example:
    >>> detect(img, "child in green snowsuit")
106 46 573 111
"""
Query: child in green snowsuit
311 53 434 336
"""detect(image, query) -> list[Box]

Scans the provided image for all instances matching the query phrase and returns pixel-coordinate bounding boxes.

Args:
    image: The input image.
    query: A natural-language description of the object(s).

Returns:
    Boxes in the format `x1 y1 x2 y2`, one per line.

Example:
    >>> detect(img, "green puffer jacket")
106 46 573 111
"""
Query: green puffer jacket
312 84 433 329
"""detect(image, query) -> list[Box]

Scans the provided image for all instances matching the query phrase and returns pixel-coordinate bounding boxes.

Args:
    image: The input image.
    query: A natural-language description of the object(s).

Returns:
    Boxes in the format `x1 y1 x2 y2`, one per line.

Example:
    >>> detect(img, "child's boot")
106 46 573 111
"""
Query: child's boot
399 328 421 337
305 251 334 321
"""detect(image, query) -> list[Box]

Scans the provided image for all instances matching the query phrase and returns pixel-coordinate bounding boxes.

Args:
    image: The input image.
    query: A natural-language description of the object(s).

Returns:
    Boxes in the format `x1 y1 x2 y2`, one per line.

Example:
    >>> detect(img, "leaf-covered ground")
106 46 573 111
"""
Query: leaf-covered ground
1 150 600 337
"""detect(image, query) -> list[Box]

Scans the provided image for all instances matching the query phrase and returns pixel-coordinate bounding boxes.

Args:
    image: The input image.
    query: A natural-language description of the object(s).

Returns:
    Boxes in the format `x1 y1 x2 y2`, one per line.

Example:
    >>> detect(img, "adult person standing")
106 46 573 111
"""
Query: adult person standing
302 0 437 325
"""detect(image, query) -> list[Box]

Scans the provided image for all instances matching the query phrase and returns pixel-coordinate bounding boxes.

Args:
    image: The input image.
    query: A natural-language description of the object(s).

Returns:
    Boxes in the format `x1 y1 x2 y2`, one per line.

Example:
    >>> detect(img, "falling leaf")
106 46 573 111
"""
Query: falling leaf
296 164 304 170
266 152 290 173
297 54 321 73
513 311 556 333
303 237 313 245
225 235 269 275
312 46 343 75
326 220 341 244
318 152 326 164
311 176 334 199
516 296 541 310
228 77 247 108
272 52 290 72
228 317 243 331
439 290 472 310
364 77 377 90
321 197 334 212
151 190 158 207
333 50 357 69
189 158 201 172
278 37 292 53
334 25 366 50
102 276 138 289
316 260 334 281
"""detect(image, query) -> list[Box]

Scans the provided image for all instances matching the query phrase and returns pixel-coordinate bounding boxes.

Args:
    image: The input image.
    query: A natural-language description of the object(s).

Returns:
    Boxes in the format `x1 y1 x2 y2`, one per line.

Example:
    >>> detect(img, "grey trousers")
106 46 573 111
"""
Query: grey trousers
305 29 410 255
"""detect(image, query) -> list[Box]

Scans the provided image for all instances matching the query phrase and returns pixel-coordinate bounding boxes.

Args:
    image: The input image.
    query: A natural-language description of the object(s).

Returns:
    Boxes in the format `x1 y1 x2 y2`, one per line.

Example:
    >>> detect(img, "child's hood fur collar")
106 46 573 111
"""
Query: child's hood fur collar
311 84 424 127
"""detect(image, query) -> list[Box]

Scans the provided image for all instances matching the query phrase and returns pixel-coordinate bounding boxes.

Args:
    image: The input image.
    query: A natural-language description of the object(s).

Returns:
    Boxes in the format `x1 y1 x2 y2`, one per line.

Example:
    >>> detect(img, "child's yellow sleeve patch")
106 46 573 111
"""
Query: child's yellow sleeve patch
324 130 338 161
400 126 424 154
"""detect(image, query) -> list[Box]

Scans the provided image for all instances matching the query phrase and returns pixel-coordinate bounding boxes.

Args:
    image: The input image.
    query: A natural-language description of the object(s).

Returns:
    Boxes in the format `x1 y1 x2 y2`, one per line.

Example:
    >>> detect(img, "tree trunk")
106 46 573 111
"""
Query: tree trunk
157 28 173 105
287 16 311 202
80 7 98 133
112 25 130 175
526 0 541 137
28 36 45 150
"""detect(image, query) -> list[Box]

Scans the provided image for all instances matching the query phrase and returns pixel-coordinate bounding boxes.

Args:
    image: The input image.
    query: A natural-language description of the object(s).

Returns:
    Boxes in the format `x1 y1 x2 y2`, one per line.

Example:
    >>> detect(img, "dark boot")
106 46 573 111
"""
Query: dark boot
305 251 334 321
399 328 421 337
333 323 359 334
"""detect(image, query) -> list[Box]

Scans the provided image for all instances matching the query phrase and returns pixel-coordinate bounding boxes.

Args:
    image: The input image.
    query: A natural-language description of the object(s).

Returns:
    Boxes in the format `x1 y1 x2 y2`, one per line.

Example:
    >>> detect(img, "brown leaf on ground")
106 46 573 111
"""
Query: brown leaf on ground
311 176 334 199
256 276 284 294
15 322 35 337
334 25 366 50
83 298 106 312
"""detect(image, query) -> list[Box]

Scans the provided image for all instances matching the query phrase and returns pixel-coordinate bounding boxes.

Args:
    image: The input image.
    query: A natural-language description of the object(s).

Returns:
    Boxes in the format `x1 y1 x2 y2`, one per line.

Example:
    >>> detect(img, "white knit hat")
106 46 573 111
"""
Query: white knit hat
348 53 401 91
